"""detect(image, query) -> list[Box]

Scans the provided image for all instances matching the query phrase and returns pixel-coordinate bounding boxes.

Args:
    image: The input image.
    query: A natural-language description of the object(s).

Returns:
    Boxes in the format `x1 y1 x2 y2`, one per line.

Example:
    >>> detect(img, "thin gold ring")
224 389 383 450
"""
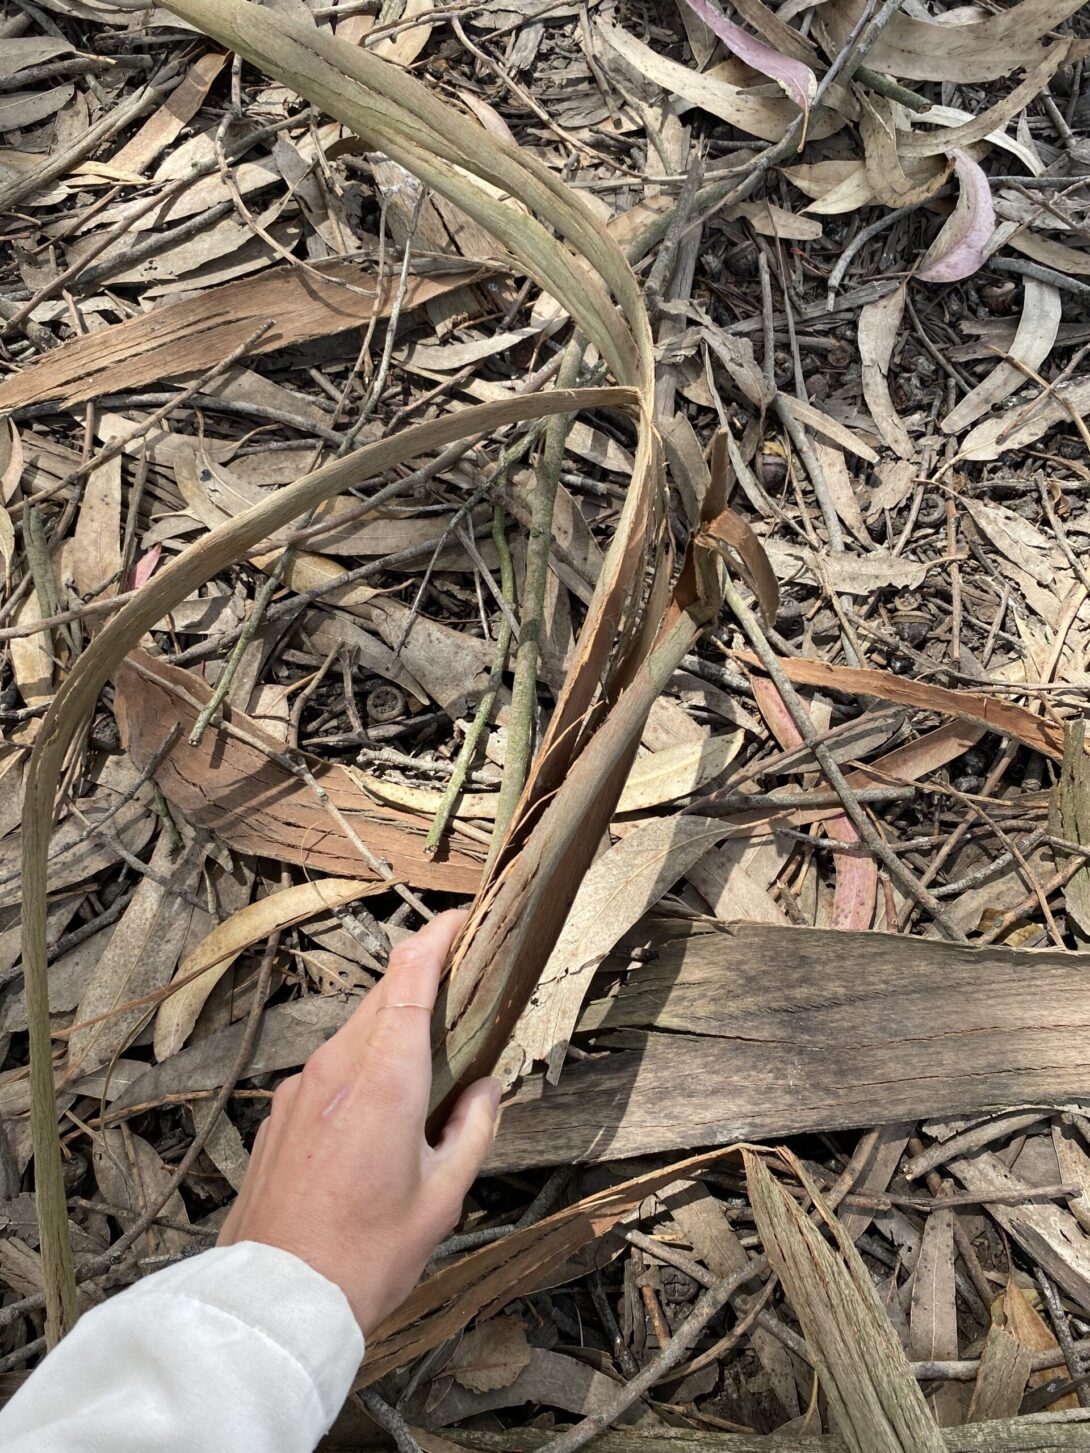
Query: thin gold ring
379 1000 431 1011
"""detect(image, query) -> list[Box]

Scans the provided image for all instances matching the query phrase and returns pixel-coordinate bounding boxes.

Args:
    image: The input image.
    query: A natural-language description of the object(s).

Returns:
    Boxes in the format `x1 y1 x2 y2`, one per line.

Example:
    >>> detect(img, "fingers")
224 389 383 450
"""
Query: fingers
307 910 467 1088
357 910 466 1126
431 1075 501 1192
377 909 467 1014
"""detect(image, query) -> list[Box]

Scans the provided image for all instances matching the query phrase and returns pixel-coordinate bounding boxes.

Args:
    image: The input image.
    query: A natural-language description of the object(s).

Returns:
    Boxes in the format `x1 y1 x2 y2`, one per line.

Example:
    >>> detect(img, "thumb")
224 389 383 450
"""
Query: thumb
431 1076 502 1192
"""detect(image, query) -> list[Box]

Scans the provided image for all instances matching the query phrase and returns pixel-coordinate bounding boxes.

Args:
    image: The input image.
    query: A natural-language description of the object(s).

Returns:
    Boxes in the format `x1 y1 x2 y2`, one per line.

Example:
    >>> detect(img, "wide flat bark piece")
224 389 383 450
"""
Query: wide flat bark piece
489 924 1090 1171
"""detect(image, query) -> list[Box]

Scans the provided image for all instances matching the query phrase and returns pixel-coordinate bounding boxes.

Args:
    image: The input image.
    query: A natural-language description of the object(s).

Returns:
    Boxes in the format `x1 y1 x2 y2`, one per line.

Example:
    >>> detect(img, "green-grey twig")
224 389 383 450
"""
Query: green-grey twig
489 341 584 860
426 504 515 856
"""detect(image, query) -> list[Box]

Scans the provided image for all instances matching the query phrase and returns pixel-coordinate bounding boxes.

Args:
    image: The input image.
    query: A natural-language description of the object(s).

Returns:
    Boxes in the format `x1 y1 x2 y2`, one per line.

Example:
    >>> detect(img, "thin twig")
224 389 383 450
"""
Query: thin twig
357 1385 426 1453
534 1259 769 1453
1037 1268 1090 1409
426 506 515 856
490 342 584 862
720 580 968 941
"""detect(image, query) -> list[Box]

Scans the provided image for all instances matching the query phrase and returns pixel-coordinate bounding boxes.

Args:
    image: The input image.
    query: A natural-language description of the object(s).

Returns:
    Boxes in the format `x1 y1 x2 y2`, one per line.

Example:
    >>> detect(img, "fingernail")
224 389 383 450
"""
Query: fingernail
484 1076 503 1115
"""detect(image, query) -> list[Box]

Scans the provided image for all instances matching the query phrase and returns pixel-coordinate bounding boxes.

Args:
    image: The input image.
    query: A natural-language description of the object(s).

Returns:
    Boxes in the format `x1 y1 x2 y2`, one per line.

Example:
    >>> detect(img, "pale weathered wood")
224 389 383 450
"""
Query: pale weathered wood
747 1152 945 1453
426 1410 1090 1453
489 924 1090 1171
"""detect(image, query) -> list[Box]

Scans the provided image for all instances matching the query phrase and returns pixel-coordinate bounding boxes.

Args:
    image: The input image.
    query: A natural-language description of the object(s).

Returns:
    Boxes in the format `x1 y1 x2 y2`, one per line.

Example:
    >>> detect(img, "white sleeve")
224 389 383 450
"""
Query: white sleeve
0 1241 364 1453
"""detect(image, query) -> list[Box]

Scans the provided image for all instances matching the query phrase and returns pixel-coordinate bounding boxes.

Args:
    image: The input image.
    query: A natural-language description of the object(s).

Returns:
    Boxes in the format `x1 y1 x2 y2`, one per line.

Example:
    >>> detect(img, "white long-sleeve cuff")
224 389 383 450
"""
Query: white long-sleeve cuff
0 1241 363 1453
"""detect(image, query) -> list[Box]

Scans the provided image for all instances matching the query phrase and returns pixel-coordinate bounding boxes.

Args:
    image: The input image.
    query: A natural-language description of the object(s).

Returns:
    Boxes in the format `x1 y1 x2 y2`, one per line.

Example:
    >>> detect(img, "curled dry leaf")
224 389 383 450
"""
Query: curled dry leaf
0 504 15 585
942 278 1062 433
0 37 76 81
802 163 876 217
859 94 951 208
701 509 780 626
0 796 153 913
916 151 996 285
72 457 122 603
899 41 1070 161
66 829 209 1082
1010 228 1090 278
597 19 833 145
510 813 734 1083
679 0 816 118
826 0 1084 82
963 497 1054 586
960 375 1090 462
617 731 743 812
0 419 22 505
153 876 390 1061
448 1316 532 1394
858 285 913 459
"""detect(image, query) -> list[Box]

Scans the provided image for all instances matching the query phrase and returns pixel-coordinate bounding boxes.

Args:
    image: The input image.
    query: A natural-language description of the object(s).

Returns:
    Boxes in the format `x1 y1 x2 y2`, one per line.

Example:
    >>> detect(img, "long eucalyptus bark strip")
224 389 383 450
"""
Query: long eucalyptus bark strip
428 567 724 1126
22 385 636 1344
489 343 583 861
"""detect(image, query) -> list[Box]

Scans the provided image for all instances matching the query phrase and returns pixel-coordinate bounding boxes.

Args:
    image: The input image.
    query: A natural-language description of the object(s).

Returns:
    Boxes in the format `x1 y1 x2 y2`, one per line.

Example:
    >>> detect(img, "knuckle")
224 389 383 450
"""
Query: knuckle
299 1047 339 1091
270 1074 301 1118
386 939 428 974
273 1072 301 1101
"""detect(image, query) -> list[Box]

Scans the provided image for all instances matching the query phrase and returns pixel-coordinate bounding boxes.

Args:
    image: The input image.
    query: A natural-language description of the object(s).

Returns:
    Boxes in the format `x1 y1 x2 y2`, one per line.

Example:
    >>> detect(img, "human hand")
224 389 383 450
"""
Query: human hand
218 909 500 1336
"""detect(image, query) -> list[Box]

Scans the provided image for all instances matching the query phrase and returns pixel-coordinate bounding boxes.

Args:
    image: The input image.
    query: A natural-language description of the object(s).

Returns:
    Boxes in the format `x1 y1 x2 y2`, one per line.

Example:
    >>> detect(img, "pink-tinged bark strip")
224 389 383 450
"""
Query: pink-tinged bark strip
827 814 877 930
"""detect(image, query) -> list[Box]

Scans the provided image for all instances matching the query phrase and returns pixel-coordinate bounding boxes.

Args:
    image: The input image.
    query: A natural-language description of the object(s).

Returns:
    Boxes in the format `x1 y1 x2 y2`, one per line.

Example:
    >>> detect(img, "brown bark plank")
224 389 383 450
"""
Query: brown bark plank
489 924 1090 1171
116 651 482 893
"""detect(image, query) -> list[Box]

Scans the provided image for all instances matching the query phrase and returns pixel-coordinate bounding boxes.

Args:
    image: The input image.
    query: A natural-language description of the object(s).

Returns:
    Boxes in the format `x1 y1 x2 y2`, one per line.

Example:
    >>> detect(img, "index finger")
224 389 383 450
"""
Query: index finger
354 909 468 1127
318 909 467 1077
